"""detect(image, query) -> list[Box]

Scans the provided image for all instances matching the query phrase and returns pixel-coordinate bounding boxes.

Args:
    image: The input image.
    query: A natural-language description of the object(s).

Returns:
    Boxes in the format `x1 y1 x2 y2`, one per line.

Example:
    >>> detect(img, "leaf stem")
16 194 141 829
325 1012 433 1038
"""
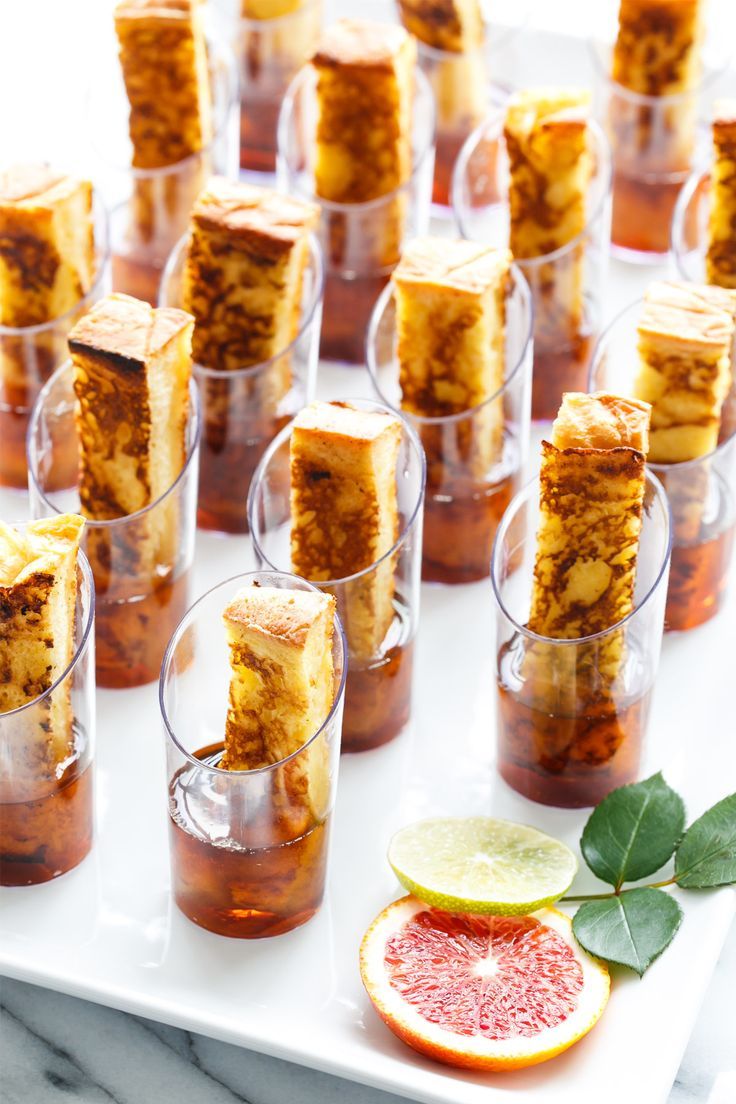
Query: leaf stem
561 876 678 902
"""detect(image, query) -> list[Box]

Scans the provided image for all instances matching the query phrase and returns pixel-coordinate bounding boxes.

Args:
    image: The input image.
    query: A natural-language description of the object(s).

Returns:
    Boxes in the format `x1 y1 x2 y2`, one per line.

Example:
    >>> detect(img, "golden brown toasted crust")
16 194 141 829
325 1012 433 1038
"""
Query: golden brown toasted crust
290 401 401 660
222 586 331 650
220 586 336 827
392 237 510 429
504 88 591 261
68 294 193 597
115 0 212 169
312 19 416 205
612 0 703 96
183 178 318 372
393 237 510 297
291 399 402 447
635 281 734 462
68 292 193 370
706 99 736 289
396 0 483 51
528 392 651 645
0 165 94 332
313 19 413 70
0 514 85 781
529 442 647 640
551 391 651 453
189 178 319 260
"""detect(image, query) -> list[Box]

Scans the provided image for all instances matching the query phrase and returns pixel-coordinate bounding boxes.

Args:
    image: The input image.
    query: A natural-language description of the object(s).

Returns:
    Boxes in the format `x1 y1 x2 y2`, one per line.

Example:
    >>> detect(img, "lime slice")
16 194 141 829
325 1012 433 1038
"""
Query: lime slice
388 817 578 916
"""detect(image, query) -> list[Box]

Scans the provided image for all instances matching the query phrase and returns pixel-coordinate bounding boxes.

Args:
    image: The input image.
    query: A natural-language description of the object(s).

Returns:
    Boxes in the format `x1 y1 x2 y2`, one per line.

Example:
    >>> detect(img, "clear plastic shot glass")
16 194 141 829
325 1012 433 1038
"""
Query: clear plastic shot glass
589 299 736 631
161 570 346 938
492 472 671 809
0 193 110 490
416 51 522 211
366 263 533 584
238 0 322 175
159 232 323 534
452 108 612 422
670 166 714 284
589 26 728 263
248 400 425 752
87 24 239 306
0 537 95 885
27 363 200 688
277 64 435 365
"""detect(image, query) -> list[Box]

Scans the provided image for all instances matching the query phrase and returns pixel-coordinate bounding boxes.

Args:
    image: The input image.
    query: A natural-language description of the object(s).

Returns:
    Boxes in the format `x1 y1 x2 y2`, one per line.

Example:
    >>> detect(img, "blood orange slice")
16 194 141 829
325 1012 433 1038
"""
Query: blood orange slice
360 896 610 1071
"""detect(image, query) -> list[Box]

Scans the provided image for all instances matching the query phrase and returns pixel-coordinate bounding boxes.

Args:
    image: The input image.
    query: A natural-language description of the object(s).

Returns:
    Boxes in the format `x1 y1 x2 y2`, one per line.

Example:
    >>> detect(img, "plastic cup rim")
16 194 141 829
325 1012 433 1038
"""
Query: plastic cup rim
159 569 348 778
158 233 324 380
589 293 736 469
277 65 436 214
0 545 95 719
490 469 673 646
0 192 111 337
365 263 534 425
451 113 613 266
587 36 732 106
247 398 427 587
27 367 202 528
85 27 239 177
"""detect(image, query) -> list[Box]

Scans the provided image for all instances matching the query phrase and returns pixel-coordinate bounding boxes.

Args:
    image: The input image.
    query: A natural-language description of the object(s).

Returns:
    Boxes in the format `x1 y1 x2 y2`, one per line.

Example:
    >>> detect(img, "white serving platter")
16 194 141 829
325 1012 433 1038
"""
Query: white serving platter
3 7 736 1097
2 253 735 1104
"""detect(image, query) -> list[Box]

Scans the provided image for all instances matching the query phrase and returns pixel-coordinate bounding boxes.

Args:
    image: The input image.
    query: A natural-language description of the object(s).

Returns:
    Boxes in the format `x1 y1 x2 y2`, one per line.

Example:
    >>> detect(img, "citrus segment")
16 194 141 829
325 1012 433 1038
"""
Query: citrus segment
360 896 610 1070
388 816 578 915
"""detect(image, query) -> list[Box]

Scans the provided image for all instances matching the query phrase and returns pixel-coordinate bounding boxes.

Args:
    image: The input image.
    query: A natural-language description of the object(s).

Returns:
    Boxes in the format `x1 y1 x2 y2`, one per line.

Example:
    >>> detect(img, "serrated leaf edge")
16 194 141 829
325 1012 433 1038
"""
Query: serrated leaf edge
580 773 685 890
674 793 736 888
572 889 684 978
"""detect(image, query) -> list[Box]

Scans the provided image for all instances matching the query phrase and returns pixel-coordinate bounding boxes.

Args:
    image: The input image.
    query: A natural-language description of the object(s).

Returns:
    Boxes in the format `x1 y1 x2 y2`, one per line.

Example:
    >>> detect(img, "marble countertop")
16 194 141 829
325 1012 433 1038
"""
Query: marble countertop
1 918 734 1104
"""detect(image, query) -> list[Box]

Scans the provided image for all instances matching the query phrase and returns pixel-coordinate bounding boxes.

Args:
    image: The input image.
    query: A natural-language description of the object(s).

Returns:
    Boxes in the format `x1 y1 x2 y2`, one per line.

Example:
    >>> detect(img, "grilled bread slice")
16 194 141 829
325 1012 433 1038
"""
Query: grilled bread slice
504 88 591 346
0 514 85 780
290 401 401 661
529 392 651 645
221 585 336 824
393 237 509 416
396 0 482 52
0 165 94 340
396 0 484 131
68 294 193 577
182 177 319 373
610 0 703 173
312 20 416 204
115 0 212 170
635 280 735 463
706 100 736 290
505 88 591 261
242 0 303 15
393 237 509 478
612 0 703 96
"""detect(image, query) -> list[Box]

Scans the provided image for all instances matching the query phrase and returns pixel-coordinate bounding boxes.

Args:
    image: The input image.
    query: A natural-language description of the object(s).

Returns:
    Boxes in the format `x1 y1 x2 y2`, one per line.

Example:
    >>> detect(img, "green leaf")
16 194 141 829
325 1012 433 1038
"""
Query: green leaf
581 773 685 889
572 888 683 976
675 793 736 888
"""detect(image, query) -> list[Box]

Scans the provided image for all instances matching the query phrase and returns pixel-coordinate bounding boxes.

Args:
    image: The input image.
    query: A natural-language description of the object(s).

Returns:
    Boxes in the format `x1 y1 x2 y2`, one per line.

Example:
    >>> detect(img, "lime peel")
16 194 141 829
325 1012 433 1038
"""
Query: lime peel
388 816 578 916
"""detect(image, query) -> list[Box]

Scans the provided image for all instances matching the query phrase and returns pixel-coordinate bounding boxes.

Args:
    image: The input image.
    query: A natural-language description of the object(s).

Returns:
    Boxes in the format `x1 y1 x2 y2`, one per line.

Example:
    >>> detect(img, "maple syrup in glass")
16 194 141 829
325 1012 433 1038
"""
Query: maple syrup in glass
342 600 414 753
96 569 191 689
169 743 330 938
497 640 651 808
0 550 95 886
161 572 345 938
0 759 93 886
491 475 670 808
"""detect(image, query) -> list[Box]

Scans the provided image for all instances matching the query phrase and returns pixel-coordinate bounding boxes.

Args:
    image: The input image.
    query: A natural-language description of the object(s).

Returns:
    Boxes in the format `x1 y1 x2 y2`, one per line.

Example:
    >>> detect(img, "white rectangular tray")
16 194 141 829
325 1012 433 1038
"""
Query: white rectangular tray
2 13 736 1097
2 308 735 1104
